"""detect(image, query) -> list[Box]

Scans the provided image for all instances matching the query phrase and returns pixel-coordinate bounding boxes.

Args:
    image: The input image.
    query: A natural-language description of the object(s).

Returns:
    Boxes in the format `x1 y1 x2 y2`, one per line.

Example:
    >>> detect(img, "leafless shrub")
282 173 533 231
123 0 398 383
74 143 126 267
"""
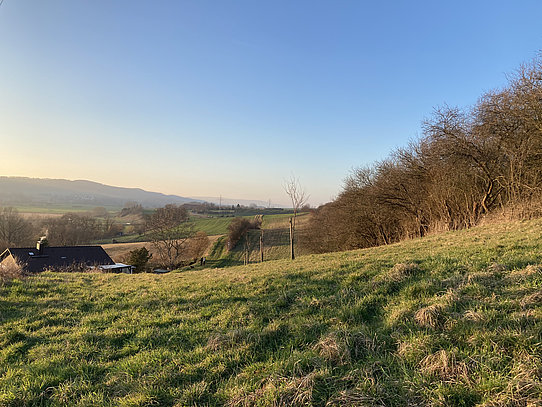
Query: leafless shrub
0 260 24 285
303 56 542 255
227 218 260 251
414 304 445 328
482 199 542 223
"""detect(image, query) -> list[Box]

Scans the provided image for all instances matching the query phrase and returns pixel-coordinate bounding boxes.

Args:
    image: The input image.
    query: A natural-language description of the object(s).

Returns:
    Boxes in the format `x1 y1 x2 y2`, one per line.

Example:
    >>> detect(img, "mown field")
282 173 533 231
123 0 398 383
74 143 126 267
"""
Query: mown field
1 219 542 406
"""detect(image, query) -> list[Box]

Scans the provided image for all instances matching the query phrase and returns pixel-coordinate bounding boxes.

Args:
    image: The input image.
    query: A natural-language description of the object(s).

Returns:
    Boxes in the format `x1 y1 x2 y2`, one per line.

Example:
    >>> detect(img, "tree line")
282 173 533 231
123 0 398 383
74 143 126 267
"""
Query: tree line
0 204 208 270
304 57 542 253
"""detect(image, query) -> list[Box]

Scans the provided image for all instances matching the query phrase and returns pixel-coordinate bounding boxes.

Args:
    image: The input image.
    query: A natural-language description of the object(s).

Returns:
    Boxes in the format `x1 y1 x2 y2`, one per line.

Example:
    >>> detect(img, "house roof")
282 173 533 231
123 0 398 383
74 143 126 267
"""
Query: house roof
0 246 114 273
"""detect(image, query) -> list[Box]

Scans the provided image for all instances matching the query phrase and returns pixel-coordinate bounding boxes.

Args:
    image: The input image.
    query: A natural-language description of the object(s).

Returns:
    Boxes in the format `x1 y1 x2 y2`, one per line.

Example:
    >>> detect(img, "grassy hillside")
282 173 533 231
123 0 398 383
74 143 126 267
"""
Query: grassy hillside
204 213 312 267
1 219 542 406
101 213 301 261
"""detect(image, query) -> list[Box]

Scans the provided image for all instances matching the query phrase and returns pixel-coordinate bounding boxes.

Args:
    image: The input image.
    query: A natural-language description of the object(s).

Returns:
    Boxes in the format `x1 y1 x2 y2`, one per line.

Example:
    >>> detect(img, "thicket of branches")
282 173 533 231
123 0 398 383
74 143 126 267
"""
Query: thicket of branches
145 204 194 269
227 217 261 250
305 57 542 253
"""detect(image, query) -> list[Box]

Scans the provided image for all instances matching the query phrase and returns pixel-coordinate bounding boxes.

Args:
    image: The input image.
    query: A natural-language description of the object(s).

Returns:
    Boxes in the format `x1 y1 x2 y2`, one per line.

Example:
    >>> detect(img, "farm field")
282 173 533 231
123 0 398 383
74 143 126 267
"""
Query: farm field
101 213 303 263
13 205 121 216
1 218 542 405
102 235 223 264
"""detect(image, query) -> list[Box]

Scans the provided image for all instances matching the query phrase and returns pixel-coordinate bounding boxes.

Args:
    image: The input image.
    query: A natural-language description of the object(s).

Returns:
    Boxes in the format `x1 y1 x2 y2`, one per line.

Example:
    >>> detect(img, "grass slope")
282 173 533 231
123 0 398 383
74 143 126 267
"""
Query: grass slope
1 219 542 406
204 213 312 267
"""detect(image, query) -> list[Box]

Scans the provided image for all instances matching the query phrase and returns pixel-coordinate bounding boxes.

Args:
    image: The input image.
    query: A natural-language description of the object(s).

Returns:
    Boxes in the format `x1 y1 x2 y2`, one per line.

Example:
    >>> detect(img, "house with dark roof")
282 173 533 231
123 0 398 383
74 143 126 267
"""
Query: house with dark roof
0 244 132 273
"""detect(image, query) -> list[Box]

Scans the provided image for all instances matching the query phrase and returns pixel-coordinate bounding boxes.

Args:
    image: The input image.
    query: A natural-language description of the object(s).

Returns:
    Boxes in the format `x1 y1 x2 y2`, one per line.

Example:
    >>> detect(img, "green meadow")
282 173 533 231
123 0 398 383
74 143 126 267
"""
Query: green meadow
1 219 542 406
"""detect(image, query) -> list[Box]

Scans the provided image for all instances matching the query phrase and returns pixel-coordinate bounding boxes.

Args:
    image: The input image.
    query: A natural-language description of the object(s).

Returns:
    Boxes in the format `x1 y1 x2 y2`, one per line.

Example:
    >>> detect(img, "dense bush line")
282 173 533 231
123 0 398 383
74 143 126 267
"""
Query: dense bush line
305 57 542 253
227 217 262 250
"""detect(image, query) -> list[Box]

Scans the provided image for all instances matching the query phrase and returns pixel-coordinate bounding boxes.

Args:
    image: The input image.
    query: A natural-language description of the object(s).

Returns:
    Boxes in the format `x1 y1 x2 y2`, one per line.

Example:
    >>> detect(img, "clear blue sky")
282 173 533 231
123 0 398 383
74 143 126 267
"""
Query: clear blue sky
1 1 541 206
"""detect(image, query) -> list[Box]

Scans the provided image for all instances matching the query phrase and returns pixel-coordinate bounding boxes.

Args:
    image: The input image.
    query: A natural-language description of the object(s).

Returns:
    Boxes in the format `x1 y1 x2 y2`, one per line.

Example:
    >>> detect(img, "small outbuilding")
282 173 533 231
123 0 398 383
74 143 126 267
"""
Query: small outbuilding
98 263 135 274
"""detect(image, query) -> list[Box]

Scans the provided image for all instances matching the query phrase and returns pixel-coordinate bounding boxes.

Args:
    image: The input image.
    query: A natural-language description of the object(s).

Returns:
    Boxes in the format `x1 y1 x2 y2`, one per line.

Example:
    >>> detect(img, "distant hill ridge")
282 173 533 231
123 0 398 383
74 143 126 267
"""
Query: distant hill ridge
0 177 201 208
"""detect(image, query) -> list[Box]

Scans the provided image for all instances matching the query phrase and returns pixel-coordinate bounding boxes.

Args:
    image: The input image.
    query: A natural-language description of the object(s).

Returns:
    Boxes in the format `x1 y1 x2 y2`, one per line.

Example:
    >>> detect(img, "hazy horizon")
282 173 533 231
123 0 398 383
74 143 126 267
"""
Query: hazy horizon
1 1 542 206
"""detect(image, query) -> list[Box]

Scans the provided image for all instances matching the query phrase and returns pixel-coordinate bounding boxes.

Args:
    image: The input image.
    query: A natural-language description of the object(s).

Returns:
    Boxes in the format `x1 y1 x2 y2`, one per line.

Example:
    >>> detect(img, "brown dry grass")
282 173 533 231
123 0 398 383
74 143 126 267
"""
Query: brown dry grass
314 332 350 365
419 349 470 383
414 304 445 328
389 262 419 282
325 389 384 407
375 262 419 285
520 290 542 308
227 373 317 407
478 357 542 407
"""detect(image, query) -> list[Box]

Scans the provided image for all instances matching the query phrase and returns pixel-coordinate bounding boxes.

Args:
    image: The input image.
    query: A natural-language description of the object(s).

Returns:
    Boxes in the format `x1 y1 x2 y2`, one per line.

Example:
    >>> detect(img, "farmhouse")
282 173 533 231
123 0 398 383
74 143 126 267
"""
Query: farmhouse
0 244 132 273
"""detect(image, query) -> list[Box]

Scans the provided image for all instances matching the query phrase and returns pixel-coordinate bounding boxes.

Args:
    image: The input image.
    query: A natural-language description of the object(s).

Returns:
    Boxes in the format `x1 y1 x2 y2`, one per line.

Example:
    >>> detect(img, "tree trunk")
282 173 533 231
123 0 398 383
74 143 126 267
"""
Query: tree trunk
289 217 295 260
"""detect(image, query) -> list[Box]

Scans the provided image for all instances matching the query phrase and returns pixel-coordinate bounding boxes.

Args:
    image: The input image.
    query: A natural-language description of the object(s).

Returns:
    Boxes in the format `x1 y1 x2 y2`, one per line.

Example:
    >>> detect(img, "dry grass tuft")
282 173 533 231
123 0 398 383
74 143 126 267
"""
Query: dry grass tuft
277 373 317 406
414 304 444 328
314 332 350 365
522 264 542 276
419 349 469 383
509 264 542 283
326 389 384 406
227 373 317 407
387 262 419 282
520 290 542 308
478 360 542 406
463 309 485 323
396 334 432 362
487 262 507 273
441 288 460 306
206 328 252 351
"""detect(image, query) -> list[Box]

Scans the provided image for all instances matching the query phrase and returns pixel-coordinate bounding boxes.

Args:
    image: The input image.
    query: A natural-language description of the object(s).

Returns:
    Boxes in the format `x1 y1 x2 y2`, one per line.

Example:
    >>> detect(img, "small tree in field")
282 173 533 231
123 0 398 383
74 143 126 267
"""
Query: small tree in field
146 204 194 269
283 176 309 260
127 247 152 273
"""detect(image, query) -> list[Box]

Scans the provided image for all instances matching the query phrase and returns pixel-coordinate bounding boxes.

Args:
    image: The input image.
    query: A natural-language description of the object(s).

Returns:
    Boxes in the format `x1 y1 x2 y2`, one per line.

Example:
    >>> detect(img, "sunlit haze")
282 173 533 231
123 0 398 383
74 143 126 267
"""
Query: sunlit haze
1 1 541 206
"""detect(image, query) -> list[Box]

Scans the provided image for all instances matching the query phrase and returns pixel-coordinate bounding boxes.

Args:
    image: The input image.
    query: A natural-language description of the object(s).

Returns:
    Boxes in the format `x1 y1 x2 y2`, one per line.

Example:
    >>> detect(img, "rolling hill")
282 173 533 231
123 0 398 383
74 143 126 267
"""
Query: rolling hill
1 218 542 405
0 177 201 209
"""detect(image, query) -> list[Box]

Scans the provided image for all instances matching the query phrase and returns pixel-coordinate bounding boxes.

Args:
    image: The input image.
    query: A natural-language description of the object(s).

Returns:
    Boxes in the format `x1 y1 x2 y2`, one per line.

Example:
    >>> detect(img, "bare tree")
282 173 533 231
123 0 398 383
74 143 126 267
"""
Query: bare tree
283 175 309 260
146 204 194 269
45 213 99 246
0 207 35 252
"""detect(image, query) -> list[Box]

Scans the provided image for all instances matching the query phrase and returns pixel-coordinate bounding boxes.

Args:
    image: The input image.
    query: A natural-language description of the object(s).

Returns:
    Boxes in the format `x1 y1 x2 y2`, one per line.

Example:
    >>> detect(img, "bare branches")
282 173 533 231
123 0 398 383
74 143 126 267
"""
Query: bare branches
283 175 309 220
283 175 309 260
305 55 542 253
146 205 194 269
